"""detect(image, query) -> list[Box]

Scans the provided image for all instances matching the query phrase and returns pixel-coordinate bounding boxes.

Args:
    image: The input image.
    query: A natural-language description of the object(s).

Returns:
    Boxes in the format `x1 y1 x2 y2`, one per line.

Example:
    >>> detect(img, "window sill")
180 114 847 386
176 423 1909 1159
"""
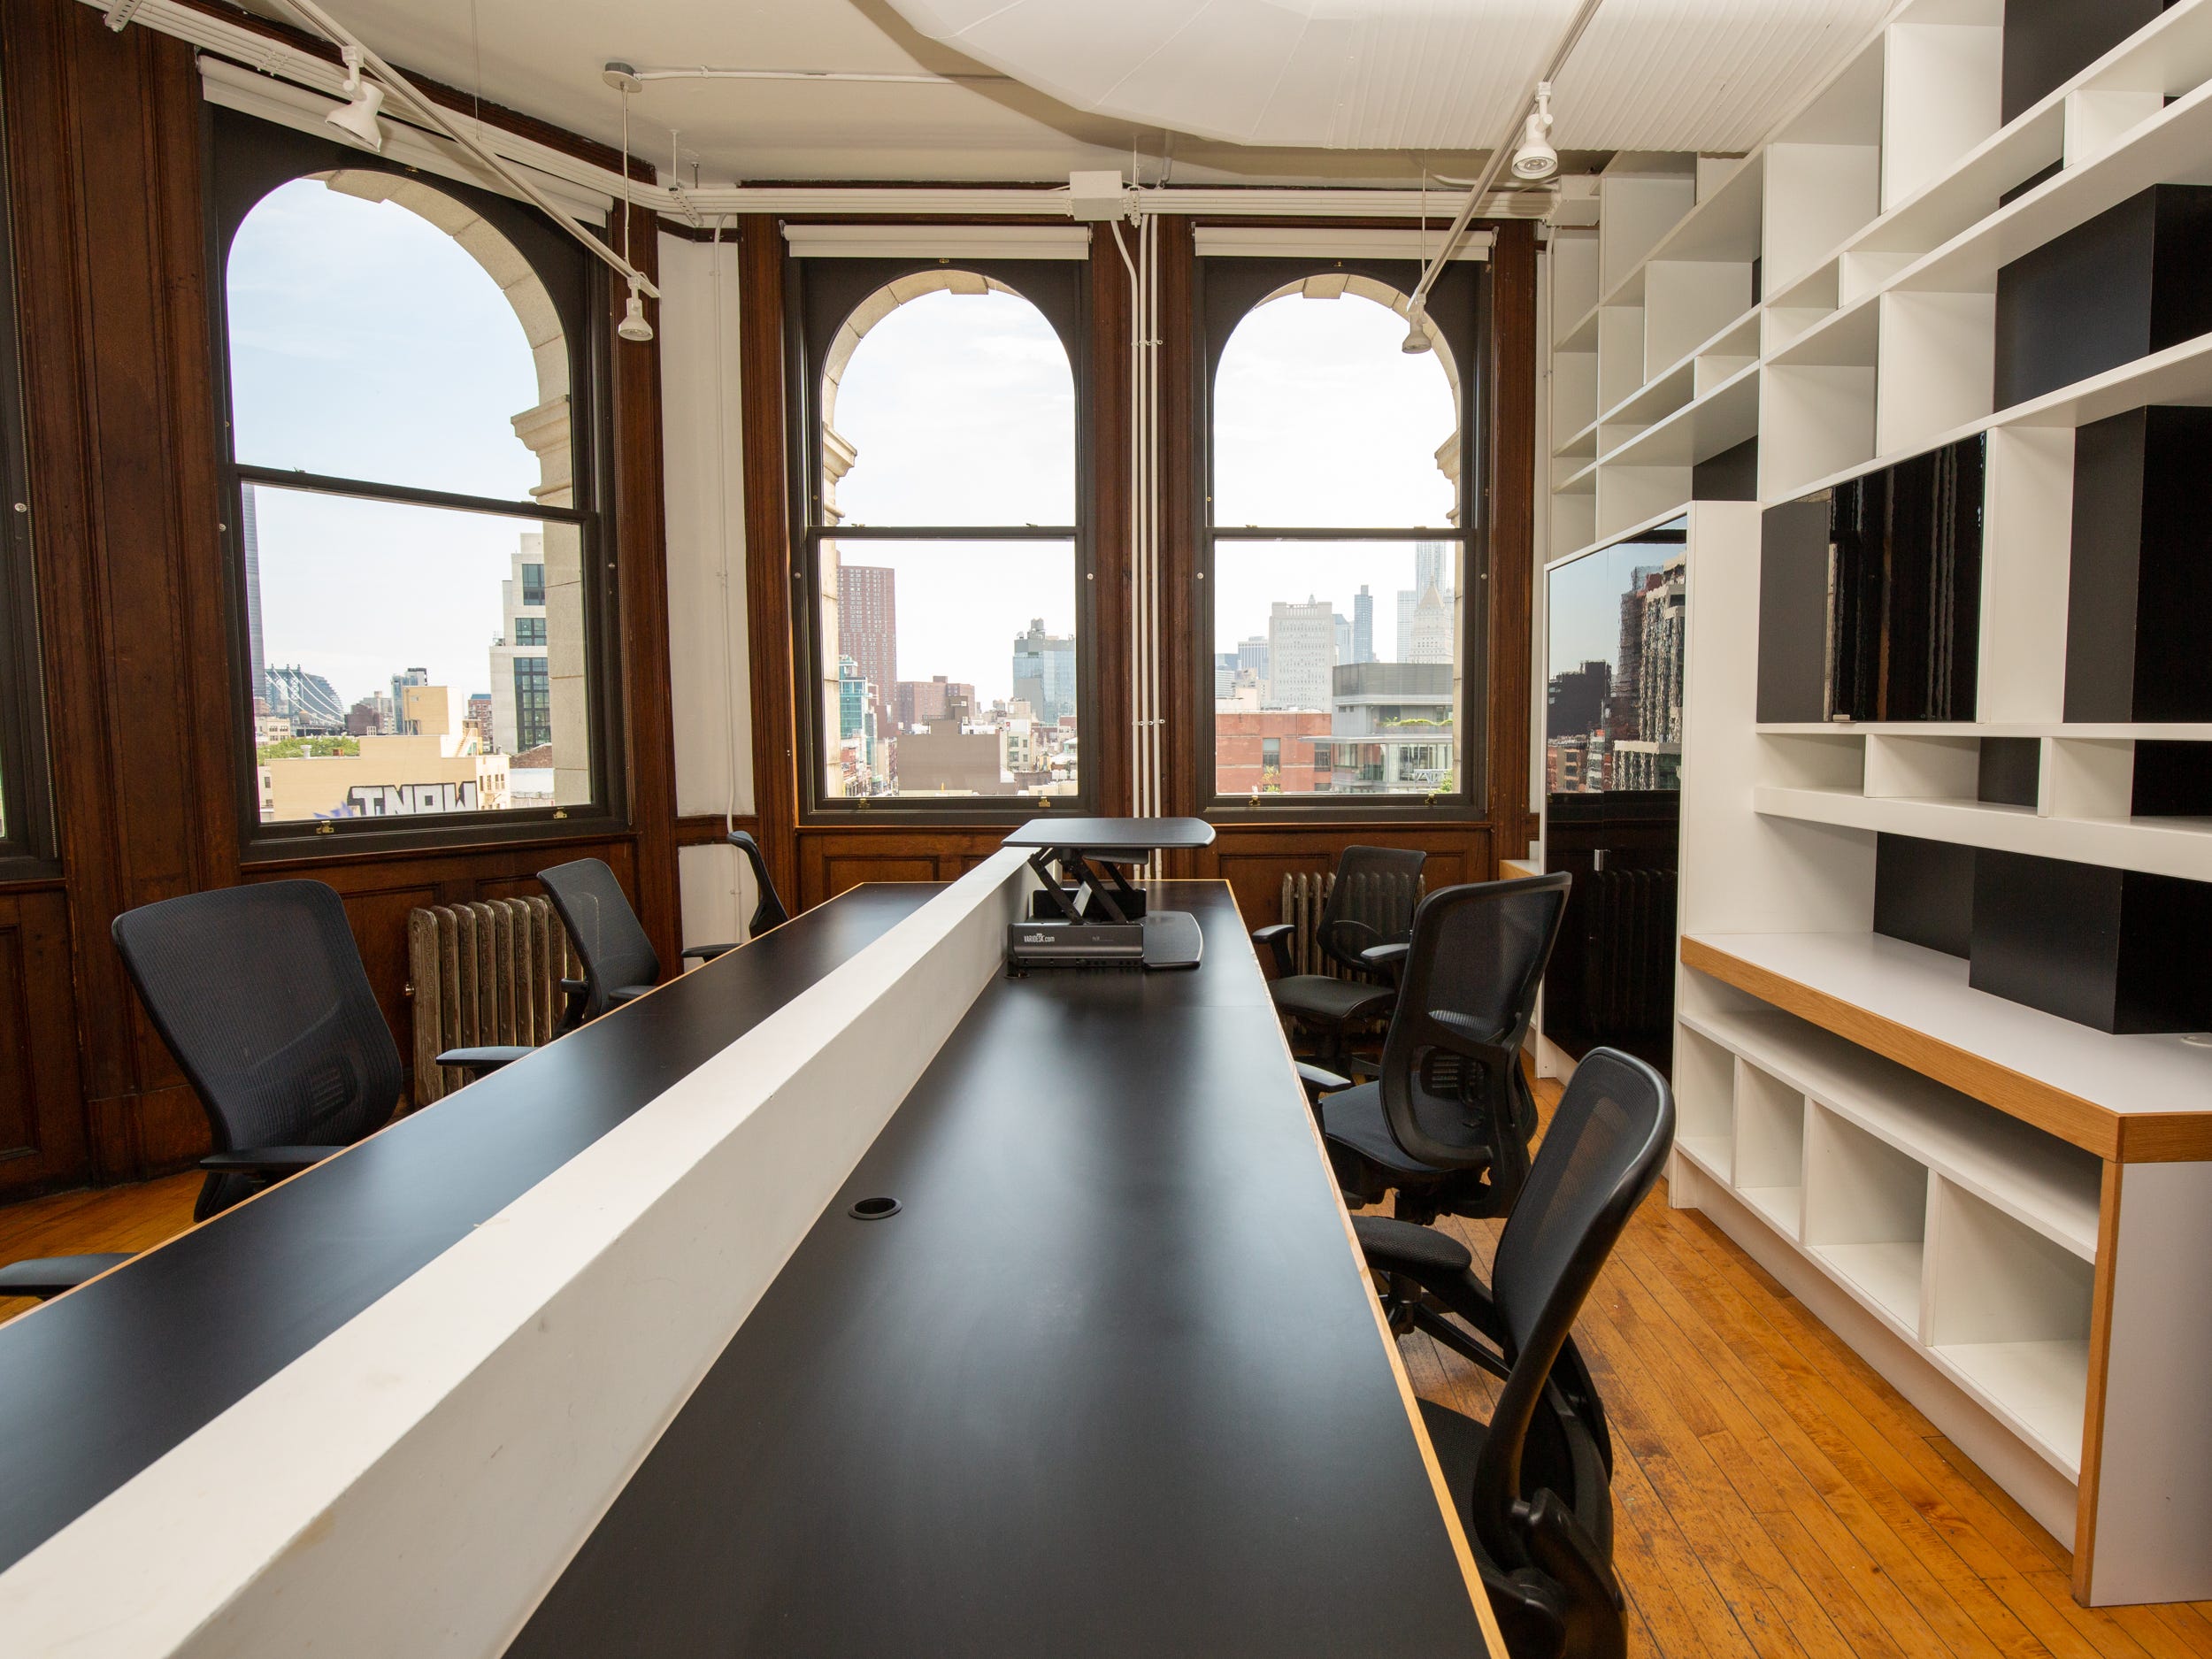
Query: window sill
240 809 633 866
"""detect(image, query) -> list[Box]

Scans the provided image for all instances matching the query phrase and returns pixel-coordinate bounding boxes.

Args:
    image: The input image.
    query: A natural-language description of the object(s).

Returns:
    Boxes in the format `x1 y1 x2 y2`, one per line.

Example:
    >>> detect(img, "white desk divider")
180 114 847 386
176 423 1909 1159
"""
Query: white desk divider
0 847 1038 1659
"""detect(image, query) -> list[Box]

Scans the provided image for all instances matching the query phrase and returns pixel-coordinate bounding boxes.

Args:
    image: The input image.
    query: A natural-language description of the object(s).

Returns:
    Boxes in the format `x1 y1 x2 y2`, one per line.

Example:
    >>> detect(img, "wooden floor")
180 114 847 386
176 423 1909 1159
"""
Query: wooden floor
5 1121 2211 1654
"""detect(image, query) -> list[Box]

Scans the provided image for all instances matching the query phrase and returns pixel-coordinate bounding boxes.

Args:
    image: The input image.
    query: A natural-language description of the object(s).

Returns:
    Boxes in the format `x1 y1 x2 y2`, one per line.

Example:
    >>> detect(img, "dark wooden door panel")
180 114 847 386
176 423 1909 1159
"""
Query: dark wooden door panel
0 888 89 1197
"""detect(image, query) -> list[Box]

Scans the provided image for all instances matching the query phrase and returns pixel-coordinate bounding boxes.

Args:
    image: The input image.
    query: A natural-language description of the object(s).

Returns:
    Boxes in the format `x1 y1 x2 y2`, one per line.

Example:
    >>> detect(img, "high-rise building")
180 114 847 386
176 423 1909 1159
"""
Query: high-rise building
1236 636 1269 685
241 483 266 714
1351 586 1374 664
895 676 974 733
1333 612 1351 664
1409 586 1452 664
839 565 897 735
1010 618 1076 726
1611 564 1662 743
1400 544 1455 662
1266 597 1336 710
1395 589 1416 663
489 536 549 754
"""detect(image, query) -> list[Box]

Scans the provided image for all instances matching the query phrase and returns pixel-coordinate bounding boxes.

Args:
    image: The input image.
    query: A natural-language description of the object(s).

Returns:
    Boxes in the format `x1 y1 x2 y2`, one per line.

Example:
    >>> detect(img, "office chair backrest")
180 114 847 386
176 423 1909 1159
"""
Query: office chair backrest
726 830 790 936
539 857 660 1019
111 880 402 1154
1473 1047 1673 1565
1376 872 1571 1172
1316 843 1427 976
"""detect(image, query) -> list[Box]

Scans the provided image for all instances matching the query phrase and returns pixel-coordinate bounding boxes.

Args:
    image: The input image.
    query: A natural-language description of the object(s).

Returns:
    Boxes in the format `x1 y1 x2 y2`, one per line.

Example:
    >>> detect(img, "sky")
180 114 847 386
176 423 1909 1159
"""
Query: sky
228 178 543 709
829 279 1464 701
1546 530 1688 684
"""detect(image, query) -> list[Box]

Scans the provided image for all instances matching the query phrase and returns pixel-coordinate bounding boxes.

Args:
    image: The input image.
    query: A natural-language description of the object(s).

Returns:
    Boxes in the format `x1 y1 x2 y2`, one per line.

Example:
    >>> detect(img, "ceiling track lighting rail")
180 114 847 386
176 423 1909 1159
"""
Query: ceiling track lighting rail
603 61 1006 88
1401 0 1603 354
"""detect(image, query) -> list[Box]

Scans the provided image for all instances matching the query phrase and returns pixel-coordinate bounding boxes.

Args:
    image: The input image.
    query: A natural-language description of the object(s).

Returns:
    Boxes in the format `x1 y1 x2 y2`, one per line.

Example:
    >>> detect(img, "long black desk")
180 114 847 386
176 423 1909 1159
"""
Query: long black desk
0 883 934 1576
511 883 1493 1655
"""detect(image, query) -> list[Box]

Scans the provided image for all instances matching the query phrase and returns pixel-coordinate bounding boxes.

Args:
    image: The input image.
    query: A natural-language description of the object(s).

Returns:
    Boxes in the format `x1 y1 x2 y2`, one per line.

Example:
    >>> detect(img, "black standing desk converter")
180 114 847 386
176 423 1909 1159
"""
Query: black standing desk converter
1004 815 1217 970
509 882 1500 1657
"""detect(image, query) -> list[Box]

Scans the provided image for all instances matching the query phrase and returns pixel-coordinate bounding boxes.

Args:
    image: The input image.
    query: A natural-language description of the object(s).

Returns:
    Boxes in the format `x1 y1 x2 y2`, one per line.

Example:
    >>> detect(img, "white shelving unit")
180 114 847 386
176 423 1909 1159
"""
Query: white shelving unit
1540 0 2212 1606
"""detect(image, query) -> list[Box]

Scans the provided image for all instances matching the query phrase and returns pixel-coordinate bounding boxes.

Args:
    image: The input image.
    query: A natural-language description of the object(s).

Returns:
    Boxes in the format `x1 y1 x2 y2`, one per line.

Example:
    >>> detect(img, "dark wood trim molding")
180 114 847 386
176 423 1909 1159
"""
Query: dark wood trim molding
737 215 802 910
1485 219 1539 860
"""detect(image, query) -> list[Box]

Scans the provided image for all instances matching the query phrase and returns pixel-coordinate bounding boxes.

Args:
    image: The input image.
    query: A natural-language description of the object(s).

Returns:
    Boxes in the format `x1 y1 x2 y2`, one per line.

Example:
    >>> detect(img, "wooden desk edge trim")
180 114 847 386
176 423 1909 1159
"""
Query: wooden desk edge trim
1227 887 1512 1659
1674 936 2212 1164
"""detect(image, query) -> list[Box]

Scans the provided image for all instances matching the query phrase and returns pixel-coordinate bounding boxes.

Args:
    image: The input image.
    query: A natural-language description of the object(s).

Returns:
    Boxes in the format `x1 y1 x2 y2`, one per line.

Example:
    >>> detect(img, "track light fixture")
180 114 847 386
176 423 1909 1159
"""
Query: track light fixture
325 43 387 152
1512 81 1558 182
1401 303 1433 356
618 280 655 343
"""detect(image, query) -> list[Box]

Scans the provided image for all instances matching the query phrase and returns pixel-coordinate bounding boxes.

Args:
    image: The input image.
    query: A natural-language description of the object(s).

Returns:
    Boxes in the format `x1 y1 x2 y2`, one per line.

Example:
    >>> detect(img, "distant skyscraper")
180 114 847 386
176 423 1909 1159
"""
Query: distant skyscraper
1010 617 1076 725
1409 587 1452 664
839 565 898 735
1396 590 1416 663
1351 586 1374 664
489 537 549 754
1333 612 1351 664
1237 636 1270 684
242 484 267 713
1414 541 1450 601
1267 597 1336 710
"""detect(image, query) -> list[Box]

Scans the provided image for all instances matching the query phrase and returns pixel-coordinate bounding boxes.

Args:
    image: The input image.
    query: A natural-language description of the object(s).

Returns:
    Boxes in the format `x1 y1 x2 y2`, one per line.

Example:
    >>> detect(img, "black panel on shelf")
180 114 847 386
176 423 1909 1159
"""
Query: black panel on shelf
1827 438 1985 723
1756 497 1831 723
1993 186 2212 411
2001 0 2177 125
1873 833 1975 959
1978 738 2040 808
1970 849 2212 1033
1998 158 2062 211
1693 437 1758 503
2064 406 2212 721
2132 741 2212 817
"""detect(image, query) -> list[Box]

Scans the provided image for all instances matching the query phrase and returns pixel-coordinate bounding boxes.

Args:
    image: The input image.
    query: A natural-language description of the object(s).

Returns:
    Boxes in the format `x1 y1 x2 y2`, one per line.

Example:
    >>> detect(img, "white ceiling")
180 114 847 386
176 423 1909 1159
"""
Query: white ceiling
242 0 1893 183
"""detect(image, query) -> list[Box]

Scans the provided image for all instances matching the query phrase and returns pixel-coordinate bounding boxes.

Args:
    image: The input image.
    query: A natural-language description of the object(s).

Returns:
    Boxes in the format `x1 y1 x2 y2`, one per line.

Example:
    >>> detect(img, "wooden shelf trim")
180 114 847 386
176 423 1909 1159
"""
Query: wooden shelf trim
1680 935 2212 1164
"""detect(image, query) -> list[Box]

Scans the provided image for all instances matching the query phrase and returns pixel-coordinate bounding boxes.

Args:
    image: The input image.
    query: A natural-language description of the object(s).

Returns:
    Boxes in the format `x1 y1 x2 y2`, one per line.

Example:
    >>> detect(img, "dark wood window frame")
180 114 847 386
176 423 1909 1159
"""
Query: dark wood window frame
784 248 1099 822
203 106 631 861
1190 249 1489 825
0 44 58 881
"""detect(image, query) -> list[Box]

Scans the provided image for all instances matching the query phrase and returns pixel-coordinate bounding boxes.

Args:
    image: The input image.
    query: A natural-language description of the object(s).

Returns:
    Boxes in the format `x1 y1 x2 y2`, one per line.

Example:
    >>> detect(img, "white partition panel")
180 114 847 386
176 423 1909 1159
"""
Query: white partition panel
0 849 1038 1659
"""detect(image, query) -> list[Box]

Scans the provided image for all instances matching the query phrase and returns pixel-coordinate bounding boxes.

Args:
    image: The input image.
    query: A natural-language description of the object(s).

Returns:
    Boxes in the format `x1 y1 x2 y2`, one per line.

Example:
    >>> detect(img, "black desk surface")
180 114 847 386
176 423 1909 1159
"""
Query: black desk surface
0 883 934 1576
511 882 1492 1657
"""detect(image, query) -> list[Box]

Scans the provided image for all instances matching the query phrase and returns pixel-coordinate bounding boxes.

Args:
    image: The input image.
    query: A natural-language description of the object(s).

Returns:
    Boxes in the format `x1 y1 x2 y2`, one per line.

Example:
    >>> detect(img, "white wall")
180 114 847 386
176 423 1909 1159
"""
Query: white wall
658 229 757 947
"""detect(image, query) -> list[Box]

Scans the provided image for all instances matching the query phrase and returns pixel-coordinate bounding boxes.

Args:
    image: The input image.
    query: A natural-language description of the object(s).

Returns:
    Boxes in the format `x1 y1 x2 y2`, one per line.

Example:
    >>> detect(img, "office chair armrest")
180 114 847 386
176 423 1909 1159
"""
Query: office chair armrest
557 978 590 1033
1360 941 1409 977
0 1253 134 1300
436 1045 534 1078
1295 1061 1351 1096
680 941 741 963
198 1146 344 1178
1249 923 1295 977
606 984 657 1006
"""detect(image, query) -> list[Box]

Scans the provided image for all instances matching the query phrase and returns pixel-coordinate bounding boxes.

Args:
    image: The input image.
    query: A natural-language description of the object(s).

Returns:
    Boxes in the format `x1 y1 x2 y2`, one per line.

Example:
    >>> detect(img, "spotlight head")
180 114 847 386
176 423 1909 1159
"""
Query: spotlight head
326 78 387 152
618 287 655 343
1401 307 1434 355
1512 80 1558 182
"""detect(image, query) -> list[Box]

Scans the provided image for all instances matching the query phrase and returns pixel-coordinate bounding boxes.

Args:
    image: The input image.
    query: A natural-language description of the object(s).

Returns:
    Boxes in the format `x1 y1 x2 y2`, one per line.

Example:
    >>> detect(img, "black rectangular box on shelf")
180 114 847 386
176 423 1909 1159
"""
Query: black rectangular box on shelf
1693 437 1758 503
1978 738 2041 809
2001 0 2177 124
1755 438 1984 724
1970 849 2212 1033
2065 406 2212 721
2133 742 2212 817
1873 833 1976 958
1993 186 2212 410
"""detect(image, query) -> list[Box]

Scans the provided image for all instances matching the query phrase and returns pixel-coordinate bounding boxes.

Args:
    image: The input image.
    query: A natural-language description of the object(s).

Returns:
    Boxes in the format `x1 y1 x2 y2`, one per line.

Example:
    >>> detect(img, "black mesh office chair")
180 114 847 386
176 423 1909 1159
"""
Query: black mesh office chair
726 830 790 937
1354 1048 1672 1659
536 856 765 1034
1315 872 1570 1225
0 880 503 1302
1250 845 1426 1070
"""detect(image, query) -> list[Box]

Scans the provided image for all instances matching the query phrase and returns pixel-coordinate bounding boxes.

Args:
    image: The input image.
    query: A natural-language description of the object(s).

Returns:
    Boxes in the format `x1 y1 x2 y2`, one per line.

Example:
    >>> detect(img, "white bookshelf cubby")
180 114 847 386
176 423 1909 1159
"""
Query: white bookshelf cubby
1732 1057 1805 1234
1647 499 2212 1603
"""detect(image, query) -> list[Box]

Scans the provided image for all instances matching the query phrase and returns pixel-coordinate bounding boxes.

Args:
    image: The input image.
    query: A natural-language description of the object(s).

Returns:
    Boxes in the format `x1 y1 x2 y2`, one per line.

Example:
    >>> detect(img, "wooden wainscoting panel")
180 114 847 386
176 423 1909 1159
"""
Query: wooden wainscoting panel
0 888 90 1198
796 827 1011 909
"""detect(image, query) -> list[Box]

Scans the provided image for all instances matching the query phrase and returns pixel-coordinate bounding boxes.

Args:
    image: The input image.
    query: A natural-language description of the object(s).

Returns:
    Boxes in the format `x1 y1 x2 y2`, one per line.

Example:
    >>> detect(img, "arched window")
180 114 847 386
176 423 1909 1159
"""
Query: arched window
213 115 605 843
1203 257 1479 807
798 257 1084 808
